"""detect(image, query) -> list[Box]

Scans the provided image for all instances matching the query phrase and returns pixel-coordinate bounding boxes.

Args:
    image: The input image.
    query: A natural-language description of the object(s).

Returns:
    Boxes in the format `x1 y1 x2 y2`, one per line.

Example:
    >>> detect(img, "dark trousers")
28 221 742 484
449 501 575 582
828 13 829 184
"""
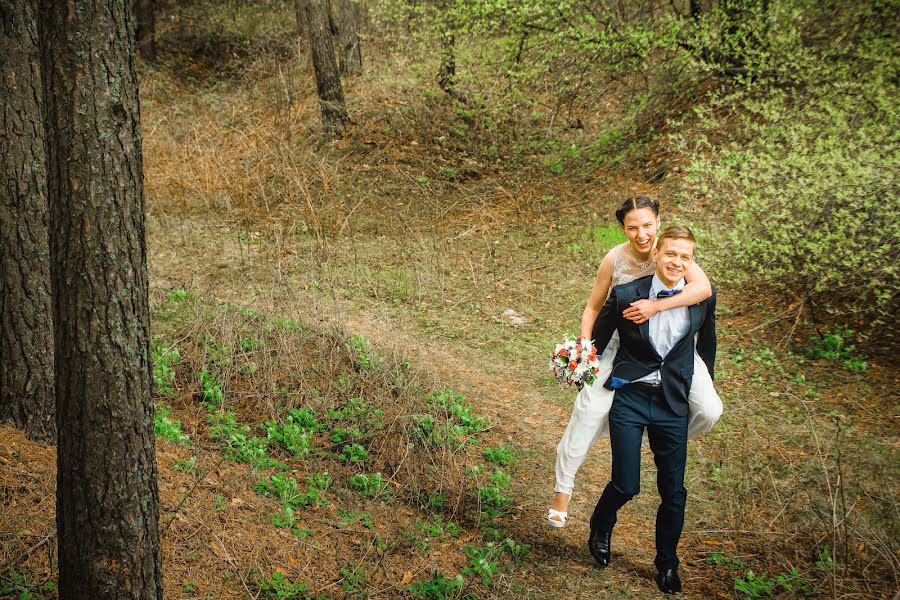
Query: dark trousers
590 384 689 570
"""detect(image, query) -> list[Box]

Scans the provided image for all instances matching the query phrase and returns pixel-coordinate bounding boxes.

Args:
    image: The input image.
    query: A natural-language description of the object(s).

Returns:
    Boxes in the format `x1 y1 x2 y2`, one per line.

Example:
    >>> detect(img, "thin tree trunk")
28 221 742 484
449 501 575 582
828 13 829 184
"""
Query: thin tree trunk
0 0 55 443
438 30 456 94
41 0 163 597
303 0 351 139
332 0 362 77
136 0 156 62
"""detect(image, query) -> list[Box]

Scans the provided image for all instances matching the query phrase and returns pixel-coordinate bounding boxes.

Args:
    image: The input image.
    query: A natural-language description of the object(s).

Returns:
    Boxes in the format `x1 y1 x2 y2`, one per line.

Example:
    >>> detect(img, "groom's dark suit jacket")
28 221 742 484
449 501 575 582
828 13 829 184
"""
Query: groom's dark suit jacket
591 275 717 417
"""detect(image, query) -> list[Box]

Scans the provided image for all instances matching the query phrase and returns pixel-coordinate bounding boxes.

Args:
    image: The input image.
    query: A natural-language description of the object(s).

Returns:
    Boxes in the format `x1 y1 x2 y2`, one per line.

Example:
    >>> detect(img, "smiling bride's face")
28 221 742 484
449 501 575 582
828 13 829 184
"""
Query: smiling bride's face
621 207 660 256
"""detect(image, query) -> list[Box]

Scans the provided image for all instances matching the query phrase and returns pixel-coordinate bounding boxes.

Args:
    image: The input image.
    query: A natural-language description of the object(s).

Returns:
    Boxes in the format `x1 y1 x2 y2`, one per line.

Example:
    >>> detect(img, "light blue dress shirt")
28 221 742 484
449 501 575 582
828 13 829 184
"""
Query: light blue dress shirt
634 274 690 385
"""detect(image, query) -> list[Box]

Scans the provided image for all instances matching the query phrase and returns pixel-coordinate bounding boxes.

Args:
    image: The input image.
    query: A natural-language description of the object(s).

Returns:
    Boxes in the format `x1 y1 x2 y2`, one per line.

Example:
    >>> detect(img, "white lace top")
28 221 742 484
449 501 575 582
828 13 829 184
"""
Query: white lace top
608 242 655 295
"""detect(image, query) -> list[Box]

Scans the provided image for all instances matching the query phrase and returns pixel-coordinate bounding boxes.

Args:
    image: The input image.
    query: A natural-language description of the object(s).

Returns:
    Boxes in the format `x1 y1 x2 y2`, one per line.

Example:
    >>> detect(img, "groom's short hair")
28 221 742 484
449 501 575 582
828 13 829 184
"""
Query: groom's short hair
657 225 696 250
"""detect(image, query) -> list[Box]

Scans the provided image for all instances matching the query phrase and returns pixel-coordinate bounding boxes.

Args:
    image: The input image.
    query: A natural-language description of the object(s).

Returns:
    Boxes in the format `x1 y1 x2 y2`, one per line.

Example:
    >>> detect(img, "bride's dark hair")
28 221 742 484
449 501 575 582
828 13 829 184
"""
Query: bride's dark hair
615 195 660 224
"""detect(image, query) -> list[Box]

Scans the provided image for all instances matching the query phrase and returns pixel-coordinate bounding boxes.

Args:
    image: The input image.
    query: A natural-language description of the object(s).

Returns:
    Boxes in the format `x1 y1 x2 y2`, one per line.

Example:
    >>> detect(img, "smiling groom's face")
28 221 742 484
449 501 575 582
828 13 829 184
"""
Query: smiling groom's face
652 237 695 287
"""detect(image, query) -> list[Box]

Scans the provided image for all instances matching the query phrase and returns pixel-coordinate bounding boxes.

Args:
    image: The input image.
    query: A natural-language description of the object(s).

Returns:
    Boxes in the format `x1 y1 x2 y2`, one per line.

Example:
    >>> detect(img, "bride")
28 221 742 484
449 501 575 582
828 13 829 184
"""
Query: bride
547 195 723 527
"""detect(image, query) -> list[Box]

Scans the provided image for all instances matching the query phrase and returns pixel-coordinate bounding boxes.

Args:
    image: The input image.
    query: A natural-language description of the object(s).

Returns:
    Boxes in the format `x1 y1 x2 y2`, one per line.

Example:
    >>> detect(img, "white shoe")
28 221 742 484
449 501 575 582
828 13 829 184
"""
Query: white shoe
547 508 568 528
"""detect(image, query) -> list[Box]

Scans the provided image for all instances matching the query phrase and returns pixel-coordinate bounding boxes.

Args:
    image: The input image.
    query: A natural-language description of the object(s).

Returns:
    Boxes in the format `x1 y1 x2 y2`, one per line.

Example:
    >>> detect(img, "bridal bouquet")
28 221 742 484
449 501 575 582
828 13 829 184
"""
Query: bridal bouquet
549 336 601 387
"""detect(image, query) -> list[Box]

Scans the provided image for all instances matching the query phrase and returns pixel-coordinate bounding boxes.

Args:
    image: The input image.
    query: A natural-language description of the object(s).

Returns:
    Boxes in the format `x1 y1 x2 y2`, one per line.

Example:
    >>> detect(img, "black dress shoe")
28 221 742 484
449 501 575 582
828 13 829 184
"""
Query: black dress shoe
656 568 682 594
587 529 611 567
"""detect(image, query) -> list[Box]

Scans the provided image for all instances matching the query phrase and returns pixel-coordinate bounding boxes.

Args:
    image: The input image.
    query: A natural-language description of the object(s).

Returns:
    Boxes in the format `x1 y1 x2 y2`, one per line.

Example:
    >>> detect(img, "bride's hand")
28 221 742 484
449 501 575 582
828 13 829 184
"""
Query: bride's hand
623 299 659 323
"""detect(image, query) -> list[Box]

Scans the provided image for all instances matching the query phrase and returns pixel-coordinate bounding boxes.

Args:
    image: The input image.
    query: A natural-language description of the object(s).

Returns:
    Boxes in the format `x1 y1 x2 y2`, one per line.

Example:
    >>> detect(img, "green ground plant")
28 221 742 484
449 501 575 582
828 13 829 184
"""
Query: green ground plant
806 326 868 372
256 571 309 600
482 446 517 466
337 508 375 530
408 572 468 600
0 569 57 599
264 408 322 459
154 403 189 445
151 339 180 397
349 472 388 498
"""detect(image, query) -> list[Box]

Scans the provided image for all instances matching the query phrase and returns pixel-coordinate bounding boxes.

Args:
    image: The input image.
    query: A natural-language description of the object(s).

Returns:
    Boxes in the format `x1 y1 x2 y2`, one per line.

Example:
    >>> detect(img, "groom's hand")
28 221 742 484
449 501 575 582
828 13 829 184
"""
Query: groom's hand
623 299 659 323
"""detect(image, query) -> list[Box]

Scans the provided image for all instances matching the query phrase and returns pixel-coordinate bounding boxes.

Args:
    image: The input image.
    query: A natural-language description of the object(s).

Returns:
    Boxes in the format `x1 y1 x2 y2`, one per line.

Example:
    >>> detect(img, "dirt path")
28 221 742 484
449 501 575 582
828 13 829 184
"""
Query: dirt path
149 217 730 598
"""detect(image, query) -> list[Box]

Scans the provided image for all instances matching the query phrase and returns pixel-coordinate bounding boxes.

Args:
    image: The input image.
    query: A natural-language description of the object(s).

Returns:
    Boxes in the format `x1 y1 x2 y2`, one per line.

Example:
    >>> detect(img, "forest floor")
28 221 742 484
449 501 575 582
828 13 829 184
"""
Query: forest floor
2 9 898 599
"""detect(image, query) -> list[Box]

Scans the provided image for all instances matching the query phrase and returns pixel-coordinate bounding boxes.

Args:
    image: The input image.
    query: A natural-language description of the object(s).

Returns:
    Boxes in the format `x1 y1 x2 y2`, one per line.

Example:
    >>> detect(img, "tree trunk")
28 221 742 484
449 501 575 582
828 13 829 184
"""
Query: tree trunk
332 0 362 77
41 0 163 597
303 0 351 139
294 0 307 38
136 0 156 62
437 30 456 94
0 0 56 443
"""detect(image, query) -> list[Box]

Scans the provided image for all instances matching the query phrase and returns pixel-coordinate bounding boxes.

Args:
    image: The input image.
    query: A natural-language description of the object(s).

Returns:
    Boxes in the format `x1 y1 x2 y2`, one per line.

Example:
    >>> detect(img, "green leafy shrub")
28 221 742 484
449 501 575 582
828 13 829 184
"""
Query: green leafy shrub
264 408 321 458
256 571 308 599
681 3 898 332
806 326 868 372
154 403 189 444
408 572 466 600
339 443 369 464
349 472 388 497
209 411 286 470
151 339 180 397
476 469 512 518
482 446 517 466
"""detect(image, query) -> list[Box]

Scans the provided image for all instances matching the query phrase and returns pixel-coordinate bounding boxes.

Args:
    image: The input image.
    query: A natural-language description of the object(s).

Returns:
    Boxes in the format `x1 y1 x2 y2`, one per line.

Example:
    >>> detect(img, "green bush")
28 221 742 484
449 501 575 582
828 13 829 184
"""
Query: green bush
154 403 189 445
681 2 898 333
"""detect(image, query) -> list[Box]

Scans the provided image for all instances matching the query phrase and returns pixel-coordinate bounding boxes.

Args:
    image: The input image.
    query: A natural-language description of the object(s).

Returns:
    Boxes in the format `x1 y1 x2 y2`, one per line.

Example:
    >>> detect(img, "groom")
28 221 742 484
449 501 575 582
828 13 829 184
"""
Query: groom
588 225 716 594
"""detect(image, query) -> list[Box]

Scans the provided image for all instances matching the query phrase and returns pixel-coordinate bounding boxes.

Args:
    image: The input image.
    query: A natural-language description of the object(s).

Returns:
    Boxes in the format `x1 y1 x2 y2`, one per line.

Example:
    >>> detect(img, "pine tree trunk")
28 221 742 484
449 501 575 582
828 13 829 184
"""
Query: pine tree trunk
136 0 156 62
333 0 362 77
0 0 56 443
41 0 163 597
303 0 351 139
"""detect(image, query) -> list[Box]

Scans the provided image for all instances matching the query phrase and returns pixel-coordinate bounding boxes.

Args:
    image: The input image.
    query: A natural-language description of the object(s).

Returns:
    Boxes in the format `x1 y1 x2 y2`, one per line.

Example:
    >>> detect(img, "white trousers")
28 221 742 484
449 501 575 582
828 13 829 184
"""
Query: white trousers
554 336 723 495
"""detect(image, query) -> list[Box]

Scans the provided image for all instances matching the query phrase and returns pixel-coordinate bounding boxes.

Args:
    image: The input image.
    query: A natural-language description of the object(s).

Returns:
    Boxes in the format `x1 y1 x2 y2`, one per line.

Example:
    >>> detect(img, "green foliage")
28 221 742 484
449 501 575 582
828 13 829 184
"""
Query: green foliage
256 571 309 600
681 1 899 331
476 469 512 518
339 565 368 595
806 327 868 372
254 473 329 531
264 408 321 458
339 443 369 464
173 456 200 475
461 544 500 586
151 339 180 397
208 411 286 470
412 389 490 449
347 335 379 368
482 446 517 466
337 508 375 529
734 568 811 598
154 403 189 445
408 572 467 600
0 569 57 599
197 369 225 409
349 472 389 498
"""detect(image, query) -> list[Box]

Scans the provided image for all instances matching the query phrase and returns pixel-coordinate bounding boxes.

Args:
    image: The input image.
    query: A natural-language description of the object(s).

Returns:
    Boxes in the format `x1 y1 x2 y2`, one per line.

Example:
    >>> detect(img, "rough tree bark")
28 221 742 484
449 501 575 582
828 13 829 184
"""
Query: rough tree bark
0 0 56 442
136 0 156 62
41 0 163 597
331 0 362 77
303 0 351 139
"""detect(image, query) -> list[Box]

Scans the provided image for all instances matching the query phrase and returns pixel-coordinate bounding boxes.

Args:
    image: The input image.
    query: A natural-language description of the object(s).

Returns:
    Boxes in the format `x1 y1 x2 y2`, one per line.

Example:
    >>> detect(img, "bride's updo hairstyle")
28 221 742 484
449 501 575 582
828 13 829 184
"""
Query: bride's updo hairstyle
615 195 660 225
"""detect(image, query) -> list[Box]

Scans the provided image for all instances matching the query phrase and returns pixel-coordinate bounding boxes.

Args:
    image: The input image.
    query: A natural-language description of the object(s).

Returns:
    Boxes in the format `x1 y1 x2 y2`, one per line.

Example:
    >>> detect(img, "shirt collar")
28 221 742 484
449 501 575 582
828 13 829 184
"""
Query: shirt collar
649 273 686 297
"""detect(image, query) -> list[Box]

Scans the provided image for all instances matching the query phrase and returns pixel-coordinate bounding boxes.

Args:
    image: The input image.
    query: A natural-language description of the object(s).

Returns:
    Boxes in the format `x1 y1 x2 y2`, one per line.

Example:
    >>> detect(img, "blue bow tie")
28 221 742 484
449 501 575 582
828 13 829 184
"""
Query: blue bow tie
657 289 682 298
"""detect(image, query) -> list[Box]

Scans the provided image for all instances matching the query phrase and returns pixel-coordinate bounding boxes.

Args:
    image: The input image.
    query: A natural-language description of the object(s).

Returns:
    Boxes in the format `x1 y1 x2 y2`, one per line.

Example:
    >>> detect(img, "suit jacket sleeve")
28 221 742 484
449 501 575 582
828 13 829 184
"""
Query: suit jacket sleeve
696 286 717 380
591 287 619 355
